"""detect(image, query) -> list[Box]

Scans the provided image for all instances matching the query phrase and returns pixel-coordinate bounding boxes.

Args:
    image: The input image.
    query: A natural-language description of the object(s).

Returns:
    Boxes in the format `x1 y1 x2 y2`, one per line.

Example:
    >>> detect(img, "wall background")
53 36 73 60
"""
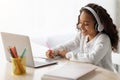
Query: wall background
0 0 118 38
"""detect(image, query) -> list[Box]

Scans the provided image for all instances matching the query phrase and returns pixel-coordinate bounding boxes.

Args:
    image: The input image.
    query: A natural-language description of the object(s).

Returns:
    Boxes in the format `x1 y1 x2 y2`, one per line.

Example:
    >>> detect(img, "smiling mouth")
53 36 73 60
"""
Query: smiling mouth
81 30 87 33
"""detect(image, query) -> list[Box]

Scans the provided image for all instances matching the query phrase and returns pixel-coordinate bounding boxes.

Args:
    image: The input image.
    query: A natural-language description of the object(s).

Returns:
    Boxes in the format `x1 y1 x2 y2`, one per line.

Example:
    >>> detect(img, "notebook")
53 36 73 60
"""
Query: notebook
1 32 57 68
42 62 96 80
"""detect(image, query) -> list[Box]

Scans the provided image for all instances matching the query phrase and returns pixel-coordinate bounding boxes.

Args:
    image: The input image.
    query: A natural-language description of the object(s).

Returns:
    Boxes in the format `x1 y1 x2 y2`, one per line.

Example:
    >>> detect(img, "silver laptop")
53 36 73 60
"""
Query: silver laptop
1 32 57 68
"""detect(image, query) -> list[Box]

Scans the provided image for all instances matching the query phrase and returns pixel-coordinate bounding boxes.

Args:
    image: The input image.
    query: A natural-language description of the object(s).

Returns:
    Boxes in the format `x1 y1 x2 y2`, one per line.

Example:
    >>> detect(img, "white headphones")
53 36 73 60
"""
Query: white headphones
83 7 104 32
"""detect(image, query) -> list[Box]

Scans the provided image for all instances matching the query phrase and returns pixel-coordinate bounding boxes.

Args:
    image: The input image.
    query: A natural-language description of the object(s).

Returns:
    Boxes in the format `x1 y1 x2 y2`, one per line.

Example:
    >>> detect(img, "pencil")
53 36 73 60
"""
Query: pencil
8 48 15 58
20 48 27 58
10 46 18 58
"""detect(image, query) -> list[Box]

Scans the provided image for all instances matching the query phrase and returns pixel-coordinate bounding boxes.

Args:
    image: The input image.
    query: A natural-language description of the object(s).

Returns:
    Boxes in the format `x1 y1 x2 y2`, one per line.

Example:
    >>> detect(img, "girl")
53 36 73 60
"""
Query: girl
46 3 119 72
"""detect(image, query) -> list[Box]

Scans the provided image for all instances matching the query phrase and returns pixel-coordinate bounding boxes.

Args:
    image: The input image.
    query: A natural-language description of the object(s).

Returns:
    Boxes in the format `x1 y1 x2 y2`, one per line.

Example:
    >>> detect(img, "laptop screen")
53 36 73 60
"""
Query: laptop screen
1 32 35 67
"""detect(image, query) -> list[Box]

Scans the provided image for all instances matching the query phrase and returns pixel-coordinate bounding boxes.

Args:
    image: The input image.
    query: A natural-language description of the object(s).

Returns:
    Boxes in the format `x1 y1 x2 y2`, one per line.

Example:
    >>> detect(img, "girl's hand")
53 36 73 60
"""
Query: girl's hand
46 50 55 59
58 50 67 57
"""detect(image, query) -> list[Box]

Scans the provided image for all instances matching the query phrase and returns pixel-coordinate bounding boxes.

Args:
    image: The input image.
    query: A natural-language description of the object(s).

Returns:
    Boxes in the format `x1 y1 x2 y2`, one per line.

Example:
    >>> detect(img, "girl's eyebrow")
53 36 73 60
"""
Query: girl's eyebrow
83 21 90 23
79 21 90 24
84 21 89 22
80 19 90 22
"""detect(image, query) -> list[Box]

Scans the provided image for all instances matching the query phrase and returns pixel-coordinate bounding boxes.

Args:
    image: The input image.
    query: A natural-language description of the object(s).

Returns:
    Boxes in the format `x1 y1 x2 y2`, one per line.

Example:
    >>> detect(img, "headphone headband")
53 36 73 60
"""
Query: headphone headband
83 7 104 32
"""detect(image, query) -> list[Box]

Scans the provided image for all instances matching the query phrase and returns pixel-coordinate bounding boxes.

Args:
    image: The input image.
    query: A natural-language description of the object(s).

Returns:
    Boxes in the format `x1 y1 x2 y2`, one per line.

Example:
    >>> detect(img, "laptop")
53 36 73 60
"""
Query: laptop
1 32 57 68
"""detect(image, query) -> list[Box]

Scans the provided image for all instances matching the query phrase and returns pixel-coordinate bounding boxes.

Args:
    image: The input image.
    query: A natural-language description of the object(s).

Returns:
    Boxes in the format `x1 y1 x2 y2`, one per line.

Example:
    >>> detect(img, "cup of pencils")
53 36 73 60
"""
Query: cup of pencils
9 46 27 75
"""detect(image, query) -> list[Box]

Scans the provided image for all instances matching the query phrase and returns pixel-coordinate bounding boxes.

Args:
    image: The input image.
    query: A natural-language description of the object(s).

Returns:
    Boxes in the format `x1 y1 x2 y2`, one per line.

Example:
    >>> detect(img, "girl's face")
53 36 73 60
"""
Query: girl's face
78 11 98 38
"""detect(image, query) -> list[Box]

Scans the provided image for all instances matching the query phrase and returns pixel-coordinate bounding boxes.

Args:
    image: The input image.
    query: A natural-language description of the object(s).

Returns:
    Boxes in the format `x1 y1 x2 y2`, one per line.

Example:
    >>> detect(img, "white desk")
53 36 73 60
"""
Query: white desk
0 58 120 80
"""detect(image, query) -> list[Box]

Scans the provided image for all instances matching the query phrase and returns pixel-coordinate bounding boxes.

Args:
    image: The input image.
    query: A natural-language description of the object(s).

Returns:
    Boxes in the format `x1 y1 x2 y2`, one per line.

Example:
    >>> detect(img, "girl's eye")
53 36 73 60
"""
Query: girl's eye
84 22 89 26
78 21 89 27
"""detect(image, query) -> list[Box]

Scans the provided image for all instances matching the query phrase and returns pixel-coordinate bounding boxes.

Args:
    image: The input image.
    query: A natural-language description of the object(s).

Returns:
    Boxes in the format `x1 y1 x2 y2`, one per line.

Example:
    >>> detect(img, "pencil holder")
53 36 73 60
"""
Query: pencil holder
11 57 26 75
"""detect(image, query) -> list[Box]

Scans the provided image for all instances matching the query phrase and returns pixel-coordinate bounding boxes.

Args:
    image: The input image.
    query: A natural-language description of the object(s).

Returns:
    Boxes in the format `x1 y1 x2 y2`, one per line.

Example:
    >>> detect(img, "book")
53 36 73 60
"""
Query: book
41 62 96 80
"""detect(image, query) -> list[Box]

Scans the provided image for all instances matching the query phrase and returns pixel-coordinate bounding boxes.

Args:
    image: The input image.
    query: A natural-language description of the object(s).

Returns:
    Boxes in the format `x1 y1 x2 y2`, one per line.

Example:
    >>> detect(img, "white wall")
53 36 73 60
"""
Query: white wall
0 0 79 38
0 0 117 38
115 0 120 28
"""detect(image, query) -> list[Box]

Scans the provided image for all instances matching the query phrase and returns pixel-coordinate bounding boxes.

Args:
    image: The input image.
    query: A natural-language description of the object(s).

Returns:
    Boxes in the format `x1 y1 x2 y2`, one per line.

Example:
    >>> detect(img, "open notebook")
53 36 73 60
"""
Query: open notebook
42 62 96 80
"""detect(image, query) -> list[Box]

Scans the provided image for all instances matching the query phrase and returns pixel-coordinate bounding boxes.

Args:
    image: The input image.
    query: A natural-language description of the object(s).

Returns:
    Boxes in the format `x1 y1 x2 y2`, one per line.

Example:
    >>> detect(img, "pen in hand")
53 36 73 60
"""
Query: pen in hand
46 42 51 50
46 42 54 58
46 42 59 59
46 42 53 55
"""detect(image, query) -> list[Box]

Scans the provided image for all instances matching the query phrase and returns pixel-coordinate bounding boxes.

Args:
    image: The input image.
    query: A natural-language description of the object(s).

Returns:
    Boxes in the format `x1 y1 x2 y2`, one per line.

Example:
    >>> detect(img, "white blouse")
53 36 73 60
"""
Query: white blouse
53 32 116 72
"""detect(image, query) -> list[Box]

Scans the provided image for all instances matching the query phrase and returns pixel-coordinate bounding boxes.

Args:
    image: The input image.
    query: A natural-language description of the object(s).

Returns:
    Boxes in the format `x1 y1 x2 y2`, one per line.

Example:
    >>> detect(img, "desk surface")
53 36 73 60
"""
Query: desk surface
0 37 120 80
0 58 120 80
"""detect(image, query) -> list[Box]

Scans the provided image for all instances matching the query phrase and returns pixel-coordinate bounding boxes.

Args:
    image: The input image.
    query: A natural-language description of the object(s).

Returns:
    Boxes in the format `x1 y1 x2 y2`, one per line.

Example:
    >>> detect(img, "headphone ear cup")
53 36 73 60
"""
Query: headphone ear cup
95 24 98 31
